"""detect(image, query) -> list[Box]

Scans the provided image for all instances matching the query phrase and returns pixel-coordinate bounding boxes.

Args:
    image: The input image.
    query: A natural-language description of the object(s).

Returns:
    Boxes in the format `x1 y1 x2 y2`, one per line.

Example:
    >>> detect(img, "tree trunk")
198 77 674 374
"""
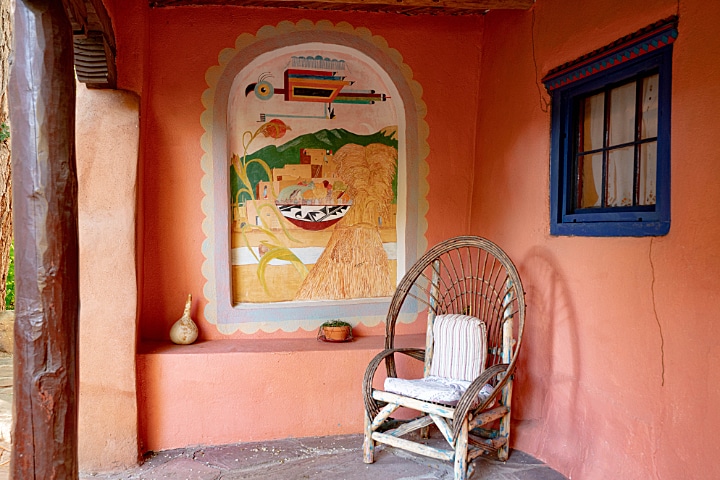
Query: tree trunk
0 0 12 310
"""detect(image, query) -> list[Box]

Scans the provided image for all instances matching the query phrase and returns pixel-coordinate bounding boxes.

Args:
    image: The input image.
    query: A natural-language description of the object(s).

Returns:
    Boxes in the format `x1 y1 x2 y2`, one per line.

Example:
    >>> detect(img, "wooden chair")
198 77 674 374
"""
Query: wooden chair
362 236 525 479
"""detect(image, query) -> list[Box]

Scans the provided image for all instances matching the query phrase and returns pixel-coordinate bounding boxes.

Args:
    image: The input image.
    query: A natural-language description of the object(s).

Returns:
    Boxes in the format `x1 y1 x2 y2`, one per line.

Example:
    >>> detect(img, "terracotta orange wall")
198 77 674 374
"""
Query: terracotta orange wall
92 1 488 460
473 0 720 478
100 0 720 471
124 7 484 340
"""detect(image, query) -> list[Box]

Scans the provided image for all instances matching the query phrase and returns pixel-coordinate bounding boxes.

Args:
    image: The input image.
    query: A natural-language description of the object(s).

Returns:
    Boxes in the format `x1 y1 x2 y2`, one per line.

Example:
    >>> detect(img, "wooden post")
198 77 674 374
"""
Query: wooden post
8 1 79 478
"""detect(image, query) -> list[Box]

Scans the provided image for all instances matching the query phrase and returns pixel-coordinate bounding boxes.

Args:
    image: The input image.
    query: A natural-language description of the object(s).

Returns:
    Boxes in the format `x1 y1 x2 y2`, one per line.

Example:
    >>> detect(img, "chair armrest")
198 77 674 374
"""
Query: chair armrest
362 348 425 419
452 363 509 440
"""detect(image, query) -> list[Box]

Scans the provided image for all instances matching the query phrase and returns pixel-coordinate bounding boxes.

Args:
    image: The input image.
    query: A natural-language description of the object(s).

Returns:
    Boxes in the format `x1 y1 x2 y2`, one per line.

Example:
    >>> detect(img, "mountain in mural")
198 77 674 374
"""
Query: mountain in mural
230 127 398 204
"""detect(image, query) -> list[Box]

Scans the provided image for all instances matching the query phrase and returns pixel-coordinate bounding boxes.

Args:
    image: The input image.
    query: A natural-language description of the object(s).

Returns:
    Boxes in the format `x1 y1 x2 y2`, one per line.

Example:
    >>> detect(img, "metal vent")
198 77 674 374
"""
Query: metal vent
73 32 111 87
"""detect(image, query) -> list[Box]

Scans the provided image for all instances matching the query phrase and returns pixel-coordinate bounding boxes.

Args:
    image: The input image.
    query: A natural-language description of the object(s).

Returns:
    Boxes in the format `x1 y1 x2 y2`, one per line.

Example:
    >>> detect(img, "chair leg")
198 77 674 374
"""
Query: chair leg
498 411 510 462
498 381 513 462
453 417 469 480
363 410 375 464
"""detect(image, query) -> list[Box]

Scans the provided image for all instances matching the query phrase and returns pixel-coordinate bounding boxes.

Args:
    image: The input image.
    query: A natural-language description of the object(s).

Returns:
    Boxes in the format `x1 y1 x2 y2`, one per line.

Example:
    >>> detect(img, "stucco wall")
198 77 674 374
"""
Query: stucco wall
87 0 720 475
105 2 485 459
77 84 140 471
473 1 720 478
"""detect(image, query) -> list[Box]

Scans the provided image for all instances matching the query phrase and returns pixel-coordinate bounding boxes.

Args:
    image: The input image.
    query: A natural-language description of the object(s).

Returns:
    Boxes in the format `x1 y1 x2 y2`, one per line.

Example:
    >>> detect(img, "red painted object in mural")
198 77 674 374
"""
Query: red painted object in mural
258 118 292 138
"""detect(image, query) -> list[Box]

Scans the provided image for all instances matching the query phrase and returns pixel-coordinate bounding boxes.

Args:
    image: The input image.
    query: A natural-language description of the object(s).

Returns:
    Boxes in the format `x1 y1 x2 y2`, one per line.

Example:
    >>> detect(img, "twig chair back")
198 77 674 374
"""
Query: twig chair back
362 235 525 479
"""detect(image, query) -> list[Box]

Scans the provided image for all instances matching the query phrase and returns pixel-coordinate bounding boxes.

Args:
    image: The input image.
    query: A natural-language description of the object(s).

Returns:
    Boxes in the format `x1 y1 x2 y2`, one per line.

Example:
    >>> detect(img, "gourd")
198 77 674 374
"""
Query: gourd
169 294 198 345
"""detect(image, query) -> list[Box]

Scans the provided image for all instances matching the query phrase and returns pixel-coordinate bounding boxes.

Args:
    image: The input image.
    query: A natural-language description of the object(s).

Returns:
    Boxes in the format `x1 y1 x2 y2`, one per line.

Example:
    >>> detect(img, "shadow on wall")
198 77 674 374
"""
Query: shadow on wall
513 246 583 474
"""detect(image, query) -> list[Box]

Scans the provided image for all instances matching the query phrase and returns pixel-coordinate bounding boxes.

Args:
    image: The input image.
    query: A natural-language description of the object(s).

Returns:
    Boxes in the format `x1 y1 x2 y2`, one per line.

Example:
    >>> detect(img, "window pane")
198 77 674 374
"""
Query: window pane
639 141 657 205
641 74 659 139
579 92 605 152
608 82 636 146
578 153 603 208
606 146 634 206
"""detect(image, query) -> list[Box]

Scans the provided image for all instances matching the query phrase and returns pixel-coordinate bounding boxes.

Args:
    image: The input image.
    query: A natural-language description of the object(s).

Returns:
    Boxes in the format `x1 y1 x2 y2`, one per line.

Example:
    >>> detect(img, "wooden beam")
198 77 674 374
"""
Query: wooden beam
62 0 116 52
9 1 80 478
62 0 90 32
86 0 117 52
149 0 534 14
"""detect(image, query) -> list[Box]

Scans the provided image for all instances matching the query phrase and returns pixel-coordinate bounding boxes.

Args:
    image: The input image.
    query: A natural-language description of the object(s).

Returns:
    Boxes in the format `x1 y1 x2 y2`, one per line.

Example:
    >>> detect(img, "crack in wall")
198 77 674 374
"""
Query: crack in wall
649 237 665 386
531 8 551 114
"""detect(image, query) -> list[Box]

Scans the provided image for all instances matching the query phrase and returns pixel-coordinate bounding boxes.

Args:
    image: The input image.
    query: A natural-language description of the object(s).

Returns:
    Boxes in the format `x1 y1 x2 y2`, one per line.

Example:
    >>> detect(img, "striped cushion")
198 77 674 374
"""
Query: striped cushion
428 314 487 382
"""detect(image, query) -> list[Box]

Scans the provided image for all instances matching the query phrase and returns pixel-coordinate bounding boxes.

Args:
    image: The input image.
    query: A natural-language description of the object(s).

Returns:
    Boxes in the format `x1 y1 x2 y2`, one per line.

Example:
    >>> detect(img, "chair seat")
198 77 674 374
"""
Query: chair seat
384 375 494 406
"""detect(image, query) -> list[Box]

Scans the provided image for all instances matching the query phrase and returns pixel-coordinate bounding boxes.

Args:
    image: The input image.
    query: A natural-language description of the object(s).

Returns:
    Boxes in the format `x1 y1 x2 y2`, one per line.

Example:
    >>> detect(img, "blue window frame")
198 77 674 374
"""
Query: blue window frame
544 18 677 236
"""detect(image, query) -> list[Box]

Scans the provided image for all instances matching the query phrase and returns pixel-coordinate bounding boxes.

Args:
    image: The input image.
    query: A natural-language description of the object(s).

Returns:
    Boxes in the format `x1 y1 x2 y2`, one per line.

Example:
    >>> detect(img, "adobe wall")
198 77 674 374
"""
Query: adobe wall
82 0 720 475
94 0 486 460
76 84 140 470
473 0 720 478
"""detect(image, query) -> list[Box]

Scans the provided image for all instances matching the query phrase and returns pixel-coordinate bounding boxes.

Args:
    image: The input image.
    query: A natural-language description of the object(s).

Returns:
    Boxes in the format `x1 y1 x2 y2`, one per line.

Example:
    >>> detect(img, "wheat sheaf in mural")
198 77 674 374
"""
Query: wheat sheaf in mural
295 143 397 300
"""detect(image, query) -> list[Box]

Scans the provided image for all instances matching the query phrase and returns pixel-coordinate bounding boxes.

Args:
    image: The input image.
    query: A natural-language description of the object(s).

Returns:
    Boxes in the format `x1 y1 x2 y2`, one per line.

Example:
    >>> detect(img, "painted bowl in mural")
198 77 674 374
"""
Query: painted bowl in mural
275 202 351 231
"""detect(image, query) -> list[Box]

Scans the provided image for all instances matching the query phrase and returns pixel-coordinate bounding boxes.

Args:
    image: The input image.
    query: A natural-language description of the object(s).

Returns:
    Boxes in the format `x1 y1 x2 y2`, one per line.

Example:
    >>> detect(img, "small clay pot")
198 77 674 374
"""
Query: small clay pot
322 325 352 341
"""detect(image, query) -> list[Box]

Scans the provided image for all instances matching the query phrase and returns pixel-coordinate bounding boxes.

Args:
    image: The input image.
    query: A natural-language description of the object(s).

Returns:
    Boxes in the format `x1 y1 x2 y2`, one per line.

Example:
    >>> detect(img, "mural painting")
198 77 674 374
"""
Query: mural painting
229 50 400 304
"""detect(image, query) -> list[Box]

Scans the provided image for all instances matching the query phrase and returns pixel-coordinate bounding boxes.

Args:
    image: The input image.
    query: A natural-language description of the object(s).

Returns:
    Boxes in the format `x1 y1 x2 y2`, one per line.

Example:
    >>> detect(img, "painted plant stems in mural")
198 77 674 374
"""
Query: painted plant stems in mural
230 119 309 298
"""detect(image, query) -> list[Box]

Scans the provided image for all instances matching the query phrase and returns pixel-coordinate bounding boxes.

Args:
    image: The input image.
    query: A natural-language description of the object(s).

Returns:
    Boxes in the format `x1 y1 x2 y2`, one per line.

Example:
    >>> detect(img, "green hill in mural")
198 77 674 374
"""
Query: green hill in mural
231 127 398 204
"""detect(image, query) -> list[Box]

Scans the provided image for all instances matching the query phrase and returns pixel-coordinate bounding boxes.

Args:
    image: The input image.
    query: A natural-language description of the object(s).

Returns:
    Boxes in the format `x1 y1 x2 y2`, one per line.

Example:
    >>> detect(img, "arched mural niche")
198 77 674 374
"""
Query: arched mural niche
200 21 429 334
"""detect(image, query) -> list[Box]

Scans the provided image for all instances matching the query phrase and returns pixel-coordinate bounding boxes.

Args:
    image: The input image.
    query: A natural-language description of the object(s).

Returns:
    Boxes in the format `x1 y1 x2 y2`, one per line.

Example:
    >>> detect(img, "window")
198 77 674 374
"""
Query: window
544 18 677 236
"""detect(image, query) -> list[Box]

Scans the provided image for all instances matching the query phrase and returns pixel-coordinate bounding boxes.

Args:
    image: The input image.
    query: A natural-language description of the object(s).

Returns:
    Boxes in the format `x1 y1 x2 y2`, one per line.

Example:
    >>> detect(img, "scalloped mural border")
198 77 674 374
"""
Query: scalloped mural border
200 20 429 334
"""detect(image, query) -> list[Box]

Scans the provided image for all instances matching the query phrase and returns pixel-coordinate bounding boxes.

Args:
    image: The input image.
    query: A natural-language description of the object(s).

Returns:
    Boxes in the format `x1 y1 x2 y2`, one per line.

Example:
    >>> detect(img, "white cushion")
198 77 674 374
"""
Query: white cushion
382 314 491 407
384 376 494 406
429 314 487 382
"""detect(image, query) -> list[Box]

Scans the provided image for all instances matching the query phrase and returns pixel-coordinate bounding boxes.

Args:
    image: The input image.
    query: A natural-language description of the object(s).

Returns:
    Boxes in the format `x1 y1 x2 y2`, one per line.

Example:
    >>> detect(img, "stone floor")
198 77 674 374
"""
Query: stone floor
0 353 566 479
77 434 566 480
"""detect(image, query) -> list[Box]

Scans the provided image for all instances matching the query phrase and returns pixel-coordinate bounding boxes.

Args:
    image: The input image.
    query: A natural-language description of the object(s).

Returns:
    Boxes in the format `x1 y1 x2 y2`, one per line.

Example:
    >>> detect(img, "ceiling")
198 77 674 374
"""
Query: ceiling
60 0 533 89
148 0 535 17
